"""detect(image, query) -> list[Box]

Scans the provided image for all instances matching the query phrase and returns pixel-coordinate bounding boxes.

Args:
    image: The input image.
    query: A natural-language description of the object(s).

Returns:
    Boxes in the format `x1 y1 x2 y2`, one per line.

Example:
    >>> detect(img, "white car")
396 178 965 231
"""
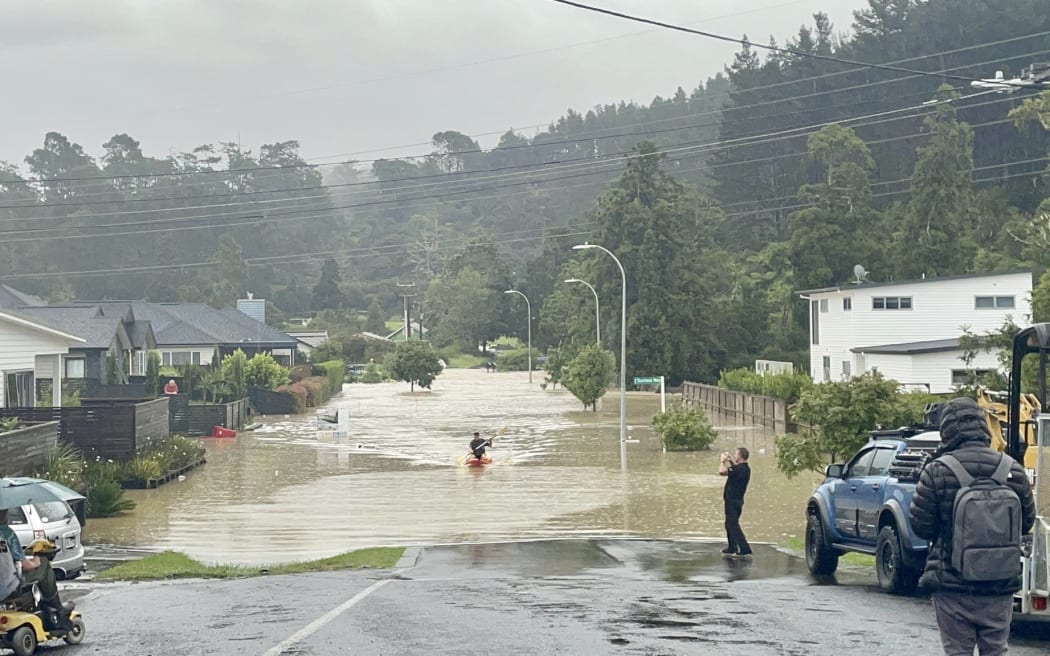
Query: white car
6 501 85 580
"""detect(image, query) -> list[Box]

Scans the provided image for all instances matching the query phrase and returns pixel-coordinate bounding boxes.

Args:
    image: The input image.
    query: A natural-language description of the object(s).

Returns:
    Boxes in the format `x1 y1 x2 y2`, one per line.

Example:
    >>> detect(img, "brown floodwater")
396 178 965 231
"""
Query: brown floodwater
85 369 824 565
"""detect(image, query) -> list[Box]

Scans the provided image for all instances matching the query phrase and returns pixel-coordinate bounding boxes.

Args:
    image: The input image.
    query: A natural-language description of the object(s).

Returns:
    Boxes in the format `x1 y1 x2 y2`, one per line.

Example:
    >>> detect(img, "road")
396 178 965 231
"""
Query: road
68 540 1050 655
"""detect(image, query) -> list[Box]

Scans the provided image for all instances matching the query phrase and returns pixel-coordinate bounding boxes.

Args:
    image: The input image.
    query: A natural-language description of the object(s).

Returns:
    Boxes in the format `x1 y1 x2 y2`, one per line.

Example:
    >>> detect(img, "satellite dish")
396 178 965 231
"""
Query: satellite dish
853 264 870 284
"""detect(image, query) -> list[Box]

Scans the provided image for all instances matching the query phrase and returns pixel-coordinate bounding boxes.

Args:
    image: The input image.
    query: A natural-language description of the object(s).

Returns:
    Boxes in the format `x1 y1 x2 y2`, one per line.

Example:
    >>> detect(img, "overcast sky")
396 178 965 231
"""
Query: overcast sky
1 0 868 169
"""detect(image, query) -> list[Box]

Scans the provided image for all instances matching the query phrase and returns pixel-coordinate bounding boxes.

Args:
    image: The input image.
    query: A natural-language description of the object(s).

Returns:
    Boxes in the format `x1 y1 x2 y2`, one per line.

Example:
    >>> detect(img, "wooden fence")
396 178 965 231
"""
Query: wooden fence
682 382 793 435
247 386 298 415
0 421 59 477
168 396 251 436
0 397 170 460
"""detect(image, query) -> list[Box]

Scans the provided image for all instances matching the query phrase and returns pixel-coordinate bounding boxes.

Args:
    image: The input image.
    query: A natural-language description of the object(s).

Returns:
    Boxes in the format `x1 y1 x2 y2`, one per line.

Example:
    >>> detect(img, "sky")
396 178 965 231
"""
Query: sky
0 0 869 169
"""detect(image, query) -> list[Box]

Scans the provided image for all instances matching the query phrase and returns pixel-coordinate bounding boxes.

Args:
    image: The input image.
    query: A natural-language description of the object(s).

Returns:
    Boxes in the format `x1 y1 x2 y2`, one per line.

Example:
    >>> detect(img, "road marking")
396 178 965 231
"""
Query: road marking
261 568 406 656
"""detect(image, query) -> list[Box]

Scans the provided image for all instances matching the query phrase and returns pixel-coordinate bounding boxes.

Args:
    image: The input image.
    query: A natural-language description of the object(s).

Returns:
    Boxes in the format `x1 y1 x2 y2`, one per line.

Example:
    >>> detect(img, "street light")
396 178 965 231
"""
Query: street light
563 278 601 346
572 242 627 471
504 289 532 384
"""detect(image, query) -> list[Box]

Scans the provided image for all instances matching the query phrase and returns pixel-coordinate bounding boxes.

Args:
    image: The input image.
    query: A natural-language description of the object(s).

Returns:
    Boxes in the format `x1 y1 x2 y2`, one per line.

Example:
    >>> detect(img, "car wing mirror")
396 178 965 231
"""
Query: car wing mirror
825 464 844 479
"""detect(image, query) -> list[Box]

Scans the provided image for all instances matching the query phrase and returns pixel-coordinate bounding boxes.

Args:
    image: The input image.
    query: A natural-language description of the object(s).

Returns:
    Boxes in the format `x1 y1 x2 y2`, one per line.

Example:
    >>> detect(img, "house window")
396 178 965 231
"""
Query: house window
873 296 912 310
136 352 146 376
4 371 34 407
64 358 85 379
162 352 171 366
171 352 192 366
842 361 851 378
192 352 201 366
822 356 831 382
951 369 995 386
975 296 1015 309
843 297 852 311
811 300 820 345
819 299 829 313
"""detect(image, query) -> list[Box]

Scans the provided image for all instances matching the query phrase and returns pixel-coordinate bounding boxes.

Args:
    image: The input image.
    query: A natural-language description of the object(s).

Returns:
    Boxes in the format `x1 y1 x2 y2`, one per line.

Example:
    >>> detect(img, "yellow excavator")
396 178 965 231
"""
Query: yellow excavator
975 385 1040 472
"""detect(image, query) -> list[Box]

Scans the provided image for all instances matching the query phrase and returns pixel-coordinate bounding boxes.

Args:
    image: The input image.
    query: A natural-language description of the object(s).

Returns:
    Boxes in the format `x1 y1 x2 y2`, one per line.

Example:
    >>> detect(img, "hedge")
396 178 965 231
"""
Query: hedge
717 368 814 404
312 360 345 393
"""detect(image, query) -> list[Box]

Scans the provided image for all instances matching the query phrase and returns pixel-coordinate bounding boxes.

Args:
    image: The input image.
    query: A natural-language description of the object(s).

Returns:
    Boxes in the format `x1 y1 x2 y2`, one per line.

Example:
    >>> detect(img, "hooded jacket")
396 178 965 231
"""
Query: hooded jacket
908 397 1036 595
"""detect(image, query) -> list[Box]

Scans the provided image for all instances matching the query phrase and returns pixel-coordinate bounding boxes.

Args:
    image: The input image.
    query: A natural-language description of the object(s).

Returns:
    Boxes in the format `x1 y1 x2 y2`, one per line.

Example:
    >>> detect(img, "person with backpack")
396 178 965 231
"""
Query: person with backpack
909 396 1036 656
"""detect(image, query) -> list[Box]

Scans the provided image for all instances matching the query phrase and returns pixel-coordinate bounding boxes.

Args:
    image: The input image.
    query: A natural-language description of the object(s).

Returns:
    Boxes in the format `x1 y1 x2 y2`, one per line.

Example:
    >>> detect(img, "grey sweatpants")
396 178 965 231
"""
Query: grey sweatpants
932 590 1013 655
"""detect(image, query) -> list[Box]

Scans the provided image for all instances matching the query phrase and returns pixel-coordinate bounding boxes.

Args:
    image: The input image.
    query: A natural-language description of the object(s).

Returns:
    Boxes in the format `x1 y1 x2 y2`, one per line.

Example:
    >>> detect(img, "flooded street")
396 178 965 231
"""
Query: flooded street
86 369 823 565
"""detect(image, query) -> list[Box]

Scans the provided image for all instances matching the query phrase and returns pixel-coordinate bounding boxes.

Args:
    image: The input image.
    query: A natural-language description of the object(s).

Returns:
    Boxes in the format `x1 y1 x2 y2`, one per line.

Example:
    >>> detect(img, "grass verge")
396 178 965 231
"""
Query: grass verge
94 546 405 581
782 537 875 567
445 353 486 368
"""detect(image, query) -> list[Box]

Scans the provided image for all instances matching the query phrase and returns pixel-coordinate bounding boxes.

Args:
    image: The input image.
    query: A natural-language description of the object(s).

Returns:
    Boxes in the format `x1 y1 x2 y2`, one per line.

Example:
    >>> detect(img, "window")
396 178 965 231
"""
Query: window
34 501 72 523
4 506 27 525
64 358 85 379
847 449 876 478
811 300 820 345
171 352 191 366
872 296 912 310
868 448 897 478
951 369 995 386
192 352 201 366
842 361 851 378
3 371 34 407
843 297 852 311
975 296 1015 309
162 352 171 366
822 356 831 382
819 299 829 313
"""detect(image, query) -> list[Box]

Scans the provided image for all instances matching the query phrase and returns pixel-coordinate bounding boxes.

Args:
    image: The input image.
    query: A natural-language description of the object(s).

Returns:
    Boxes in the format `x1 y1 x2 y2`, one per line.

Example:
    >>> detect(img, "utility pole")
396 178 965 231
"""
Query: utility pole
396 282 416 341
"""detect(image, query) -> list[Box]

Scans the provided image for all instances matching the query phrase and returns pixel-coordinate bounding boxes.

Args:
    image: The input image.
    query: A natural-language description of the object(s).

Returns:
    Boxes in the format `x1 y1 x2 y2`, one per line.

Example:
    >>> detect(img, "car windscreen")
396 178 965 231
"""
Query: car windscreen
34 501 73 523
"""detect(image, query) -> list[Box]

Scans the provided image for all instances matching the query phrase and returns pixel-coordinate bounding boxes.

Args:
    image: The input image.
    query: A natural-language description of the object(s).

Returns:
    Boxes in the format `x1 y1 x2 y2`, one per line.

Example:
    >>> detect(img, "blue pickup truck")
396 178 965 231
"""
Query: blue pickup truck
804 428 941 593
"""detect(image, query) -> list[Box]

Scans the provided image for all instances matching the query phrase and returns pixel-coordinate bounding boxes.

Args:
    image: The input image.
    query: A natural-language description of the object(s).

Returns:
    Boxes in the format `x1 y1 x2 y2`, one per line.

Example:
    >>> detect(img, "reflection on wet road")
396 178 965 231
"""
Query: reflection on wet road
87 369 823 564
79 540 1050 655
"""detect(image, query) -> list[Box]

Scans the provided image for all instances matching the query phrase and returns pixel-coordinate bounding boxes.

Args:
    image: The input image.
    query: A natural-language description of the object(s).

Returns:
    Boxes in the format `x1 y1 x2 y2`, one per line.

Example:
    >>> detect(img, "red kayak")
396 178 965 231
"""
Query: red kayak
464 454 492 467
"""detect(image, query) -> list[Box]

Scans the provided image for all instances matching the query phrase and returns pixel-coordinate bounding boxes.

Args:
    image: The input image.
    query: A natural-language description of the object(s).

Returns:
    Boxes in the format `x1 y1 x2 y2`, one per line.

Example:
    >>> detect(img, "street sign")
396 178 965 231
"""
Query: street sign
633 376 661 385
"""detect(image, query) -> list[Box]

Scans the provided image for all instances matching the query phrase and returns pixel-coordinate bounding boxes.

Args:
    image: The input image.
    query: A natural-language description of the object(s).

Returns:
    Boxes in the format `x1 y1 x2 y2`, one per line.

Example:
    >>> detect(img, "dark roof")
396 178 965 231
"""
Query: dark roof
127 320 156 349
0 284 44 309
83 301 294 347
797 269 1034 295
851 338 961 355
15 306 128 349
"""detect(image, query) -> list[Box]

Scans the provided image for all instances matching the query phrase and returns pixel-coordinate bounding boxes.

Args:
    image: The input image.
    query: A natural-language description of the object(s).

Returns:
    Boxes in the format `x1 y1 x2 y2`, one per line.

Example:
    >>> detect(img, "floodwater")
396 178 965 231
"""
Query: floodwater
86 369 824 565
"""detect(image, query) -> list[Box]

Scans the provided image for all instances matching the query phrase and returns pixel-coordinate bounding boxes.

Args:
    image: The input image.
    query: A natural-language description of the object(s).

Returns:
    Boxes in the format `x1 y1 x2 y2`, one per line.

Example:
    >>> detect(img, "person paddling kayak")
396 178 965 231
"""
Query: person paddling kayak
469 432 493 459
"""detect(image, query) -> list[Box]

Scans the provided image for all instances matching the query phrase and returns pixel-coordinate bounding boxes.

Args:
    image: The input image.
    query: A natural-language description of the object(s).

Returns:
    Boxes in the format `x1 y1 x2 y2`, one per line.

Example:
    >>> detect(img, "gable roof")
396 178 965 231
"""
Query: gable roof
14 306 128 349
0 310 85 343
79 301 296 347
797 270 1034 296
851 338 961 355
286 331 329 348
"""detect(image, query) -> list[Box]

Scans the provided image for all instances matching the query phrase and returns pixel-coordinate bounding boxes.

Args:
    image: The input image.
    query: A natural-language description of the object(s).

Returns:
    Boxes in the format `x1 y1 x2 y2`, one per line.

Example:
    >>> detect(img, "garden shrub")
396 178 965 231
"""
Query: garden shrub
717 368 813 404
652 401 718 451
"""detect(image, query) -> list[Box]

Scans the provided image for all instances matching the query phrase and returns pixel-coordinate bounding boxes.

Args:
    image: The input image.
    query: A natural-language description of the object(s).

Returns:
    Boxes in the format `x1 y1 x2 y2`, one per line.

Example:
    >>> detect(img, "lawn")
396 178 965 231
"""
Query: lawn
94 547 405 581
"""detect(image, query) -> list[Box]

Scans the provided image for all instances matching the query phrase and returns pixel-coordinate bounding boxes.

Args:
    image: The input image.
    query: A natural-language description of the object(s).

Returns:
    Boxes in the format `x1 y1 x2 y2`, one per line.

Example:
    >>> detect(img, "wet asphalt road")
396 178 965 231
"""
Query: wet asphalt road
66 540 1050 655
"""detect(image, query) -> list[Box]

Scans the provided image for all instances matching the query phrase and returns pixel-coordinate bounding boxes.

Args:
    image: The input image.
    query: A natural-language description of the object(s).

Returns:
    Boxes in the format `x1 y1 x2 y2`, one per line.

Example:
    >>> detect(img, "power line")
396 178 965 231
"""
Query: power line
5 38 1048 191
2 88 1030 229
550 0 1042 90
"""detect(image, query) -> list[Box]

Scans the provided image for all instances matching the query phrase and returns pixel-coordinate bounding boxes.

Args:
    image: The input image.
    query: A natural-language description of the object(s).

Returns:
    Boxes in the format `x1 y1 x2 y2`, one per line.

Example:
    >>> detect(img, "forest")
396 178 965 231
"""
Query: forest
2 0 1049 383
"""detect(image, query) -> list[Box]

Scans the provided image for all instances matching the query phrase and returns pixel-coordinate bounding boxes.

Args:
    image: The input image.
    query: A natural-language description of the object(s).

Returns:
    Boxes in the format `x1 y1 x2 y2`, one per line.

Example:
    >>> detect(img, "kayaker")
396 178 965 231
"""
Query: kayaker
469 432 493 459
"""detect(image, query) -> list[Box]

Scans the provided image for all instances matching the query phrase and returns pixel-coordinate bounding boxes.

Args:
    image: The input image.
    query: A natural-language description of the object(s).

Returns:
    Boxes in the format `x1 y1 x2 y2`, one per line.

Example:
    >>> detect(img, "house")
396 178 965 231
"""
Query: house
87 302 299 367
286 331 329 358
15 305 157 383
0 310 84 407
799 270 1032 393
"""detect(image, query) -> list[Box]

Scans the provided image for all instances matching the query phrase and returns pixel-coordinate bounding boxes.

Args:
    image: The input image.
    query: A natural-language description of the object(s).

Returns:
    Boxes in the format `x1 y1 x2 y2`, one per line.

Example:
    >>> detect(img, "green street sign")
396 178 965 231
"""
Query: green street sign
633 376 661 385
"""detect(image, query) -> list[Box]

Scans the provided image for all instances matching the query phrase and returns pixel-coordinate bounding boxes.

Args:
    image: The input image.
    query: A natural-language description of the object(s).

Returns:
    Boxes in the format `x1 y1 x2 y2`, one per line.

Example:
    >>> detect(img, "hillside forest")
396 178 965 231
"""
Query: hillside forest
2 0 1050 384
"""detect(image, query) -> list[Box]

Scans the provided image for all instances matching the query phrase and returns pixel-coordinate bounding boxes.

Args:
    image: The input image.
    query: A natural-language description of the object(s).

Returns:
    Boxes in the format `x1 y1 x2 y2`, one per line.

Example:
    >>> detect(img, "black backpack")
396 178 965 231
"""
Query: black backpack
938 454 1023 582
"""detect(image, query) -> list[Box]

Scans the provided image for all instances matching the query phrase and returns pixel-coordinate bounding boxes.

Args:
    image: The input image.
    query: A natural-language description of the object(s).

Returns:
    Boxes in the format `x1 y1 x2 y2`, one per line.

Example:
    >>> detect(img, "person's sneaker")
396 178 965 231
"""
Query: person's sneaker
733 551 753 559
720 547 736 555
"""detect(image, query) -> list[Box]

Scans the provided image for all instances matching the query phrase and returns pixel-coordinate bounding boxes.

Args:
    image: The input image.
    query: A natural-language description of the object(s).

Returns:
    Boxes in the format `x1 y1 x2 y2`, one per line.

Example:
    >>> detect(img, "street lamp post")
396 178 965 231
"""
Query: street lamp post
504 289 532 384
563 278 601 346
572 243 627 471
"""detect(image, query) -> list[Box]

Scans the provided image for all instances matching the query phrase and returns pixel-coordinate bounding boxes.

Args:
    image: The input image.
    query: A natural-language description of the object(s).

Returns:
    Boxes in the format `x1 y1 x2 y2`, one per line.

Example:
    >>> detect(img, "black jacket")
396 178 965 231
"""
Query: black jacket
909 433 1036 595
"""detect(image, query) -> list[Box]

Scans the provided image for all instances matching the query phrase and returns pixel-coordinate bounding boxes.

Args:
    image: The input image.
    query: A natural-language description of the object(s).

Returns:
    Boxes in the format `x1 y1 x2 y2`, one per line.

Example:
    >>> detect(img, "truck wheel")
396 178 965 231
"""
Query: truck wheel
805 512 839 575
10 626 37 656
876 525 920 594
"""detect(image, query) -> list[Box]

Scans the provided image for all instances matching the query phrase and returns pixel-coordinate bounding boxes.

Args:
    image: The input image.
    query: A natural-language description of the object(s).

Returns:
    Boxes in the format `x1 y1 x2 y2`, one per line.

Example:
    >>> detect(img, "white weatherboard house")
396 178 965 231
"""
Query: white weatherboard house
0 310 85 408
799 271 1033 394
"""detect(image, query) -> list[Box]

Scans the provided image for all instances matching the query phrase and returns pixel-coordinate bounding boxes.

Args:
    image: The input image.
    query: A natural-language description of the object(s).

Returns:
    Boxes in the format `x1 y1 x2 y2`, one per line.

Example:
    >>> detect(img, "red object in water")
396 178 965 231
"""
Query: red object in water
465 455 492 467
211 426 237 438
